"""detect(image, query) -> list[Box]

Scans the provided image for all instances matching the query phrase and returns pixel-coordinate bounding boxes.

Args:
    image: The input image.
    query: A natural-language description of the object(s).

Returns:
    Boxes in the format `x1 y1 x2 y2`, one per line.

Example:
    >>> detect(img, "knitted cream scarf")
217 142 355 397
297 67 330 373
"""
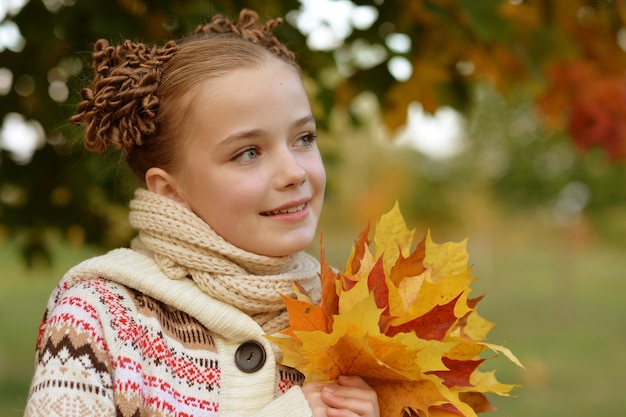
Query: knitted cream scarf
128 188 321 334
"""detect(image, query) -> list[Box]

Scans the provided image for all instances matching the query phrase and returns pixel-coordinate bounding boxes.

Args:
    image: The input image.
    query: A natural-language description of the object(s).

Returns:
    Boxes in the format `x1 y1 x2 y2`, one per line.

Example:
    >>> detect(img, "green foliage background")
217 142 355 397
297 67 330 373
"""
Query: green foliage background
2 0 626 263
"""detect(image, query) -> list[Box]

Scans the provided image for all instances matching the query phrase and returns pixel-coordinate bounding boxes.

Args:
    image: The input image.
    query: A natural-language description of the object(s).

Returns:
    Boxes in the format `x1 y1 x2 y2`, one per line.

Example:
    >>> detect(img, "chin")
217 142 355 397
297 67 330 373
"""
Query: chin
263 236 315 257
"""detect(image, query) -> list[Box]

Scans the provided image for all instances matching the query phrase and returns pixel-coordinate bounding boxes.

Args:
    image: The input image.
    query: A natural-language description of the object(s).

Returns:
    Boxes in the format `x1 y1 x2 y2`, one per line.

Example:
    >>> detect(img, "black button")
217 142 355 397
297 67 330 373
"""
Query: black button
235 341 266 373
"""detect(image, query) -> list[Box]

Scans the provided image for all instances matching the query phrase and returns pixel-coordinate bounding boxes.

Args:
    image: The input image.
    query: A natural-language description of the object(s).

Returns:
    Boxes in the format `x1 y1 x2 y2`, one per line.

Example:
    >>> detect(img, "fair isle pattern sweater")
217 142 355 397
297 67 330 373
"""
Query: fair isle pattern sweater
25 248 314 417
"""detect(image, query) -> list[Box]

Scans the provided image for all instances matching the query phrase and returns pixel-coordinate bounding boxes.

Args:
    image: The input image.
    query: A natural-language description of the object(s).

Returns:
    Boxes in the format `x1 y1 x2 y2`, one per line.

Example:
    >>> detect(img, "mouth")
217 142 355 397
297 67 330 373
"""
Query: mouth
260 202 307 216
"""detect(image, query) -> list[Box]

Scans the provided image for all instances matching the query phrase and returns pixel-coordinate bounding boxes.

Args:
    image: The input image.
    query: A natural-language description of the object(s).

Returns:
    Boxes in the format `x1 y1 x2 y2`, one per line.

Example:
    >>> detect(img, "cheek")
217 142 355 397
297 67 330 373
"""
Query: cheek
219 175 266 211
178 167 230 222
309 157 327 194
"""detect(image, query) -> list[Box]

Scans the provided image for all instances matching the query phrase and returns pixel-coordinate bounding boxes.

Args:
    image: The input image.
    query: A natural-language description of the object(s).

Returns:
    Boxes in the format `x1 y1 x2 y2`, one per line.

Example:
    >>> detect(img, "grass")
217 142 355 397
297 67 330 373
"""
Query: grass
1 219 625 417
467 231 626 417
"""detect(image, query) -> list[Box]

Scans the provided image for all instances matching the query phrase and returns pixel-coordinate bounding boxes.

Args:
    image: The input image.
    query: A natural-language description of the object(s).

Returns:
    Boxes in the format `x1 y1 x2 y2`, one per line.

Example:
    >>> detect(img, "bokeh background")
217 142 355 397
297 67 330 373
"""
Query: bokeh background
1 1 626 416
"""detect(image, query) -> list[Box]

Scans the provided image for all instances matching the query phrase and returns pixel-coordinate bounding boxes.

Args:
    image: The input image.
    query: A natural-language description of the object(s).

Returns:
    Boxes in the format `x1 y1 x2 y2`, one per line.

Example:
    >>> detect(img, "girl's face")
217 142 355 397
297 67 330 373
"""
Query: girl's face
151 58 326 257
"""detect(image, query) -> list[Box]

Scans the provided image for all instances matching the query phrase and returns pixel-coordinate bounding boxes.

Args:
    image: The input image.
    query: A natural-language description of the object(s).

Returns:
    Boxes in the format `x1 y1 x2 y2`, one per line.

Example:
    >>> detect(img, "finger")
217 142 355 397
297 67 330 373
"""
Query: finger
332 376 379 403
326 407 361 417
303 382 330 417
321 384 379 416
337 375 371 389
302 382 325 395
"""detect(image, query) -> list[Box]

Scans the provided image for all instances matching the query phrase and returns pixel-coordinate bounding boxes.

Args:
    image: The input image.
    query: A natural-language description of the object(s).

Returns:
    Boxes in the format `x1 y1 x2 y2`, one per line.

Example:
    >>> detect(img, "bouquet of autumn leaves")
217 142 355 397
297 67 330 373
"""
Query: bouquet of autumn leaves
269 203 523 417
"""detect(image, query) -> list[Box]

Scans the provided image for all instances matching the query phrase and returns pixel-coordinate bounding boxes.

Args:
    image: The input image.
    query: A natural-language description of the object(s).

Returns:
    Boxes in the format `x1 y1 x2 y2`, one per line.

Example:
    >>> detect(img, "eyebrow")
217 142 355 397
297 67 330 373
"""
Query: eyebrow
215 115 316 150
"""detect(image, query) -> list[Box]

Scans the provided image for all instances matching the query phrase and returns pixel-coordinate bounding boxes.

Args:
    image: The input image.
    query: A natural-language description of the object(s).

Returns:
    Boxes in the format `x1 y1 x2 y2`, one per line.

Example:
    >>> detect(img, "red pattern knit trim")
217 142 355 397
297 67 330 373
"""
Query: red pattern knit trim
276 368 305 395
99 279 221 415
113 364 219 414
92 279 221 387
49 296 107 346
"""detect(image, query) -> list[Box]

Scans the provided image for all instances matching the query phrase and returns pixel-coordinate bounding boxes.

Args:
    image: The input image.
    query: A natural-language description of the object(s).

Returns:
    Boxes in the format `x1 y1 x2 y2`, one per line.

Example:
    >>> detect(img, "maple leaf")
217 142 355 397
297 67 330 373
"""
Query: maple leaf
268 203 523 417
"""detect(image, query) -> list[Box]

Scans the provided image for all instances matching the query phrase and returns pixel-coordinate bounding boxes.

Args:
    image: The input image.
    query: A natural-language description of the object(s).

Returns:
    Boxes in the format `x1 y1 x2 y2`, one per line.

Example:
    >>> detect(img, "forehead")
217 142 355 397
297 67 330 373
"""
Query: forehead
182 59 311 143
207 57 304 101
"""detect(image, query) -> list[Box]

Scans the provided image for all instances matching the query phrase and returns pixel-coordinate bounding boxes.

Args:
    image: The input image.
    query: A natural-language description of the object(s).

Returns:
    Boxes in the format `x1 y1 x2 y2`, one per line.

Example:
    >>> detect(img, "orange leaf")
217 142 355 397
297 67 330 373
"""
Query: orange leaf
348 222 371 275
389 247 427 286
458 392 497 413
372 378 453 417
280 295 327 335
320 247 340 326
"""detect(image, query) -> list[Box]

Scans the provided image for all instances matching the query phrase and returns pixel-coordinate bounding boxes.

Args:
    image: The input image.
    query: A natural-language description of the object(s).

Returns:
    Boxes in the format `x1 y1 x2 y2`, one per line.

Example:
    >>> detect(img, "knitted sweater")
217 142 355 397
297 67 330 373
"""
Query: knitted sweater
24 248 314 417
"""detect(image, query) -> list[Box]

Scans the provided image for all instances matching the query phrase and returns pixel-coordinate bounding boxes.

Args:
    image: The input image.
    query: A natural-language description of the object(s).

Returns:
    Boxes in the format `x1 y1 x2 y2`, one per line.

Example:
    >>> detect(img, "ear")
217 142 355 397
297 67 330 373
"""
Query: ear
145 167 188 206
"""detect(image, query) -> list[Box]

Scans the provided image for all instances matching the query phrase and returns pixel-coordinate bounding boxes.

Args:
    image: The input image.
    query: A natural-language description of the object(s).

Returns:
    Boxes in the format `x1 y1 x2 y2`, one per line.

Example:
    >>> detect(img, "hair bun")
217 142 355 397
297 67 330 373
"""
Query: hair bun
71 38 177 154
193 9 296 65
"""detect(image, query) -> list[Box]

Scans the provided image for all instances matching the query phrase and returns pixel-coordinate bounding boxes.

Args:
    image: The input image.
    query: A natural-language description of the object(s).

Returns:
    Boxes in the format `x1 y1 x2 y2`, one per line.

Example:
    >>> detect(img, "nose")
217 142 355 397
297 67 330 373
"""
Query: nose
275 148 307 189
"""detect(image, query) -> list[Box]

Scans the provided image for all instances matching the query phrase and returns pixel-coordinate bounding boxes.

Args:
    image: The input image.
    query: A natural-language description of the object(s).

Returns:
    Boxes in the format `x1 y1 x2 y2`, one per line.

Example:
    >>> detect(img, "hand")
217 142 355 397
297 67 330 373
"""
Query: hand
303 375 380 417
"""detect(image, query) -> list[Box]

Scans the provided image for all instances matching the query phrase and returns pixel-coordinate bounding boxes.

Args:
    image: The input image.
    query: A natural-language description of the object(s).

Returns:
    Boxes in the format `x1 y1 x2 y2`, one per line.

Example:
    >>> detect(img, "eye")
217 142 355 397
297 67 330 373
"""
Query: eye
296 133 317 147
233 146 260 162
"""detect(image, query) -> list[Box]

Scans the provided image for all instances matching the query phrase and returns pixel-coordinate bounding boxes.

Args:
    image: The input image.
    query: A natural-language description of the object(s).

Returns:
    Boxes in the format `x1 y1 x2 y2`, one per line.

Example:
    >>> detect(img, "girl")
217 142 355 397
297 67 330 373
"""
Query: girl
25 9 379 417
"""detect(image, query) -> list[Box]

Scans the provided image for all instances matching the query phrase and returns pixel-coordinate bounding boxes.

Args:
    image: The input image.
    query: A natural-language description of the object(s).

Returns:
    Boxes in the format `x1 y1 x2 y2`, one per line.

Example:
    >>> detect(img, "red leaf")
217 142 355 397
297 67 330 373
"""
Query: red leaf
387 293 462 340
368 256 389 314
342 273 358 291
467 295 483 310
426 357 485 388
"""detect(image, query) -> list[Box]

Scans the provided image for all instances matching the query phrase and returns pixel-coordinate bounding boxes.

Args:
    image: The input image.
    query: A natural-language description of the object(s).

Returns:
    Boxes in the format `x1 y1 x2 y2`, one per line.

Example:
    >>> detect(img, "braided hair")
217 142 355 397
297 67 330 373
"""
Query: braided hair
71 9 299 180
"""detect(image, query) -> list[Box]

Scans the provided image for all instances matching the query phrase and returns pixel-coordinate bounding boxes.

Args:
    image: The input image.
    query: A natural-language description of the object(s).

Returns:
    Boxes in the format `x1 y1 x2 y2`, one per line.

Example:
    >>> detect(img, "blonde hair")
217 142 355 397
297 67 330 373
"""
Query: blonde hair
71 9 299 179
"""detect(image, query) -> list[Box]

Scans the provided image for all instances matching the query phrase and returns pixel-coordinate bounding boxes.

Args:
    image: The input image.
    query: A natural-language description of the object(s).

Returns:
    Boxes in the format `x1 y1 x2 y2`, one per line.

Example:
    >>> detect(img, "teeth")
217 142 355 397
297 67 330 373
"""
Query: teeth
266 203 306 216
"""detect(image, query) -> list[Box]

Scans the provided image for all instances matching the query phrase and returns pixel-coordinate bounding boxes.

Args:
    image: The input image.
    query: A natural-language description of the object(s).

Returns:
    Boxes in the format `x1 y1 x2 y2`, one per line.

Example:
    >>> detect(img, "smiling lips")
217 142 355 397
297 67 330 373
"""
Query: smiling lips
261 202 307 216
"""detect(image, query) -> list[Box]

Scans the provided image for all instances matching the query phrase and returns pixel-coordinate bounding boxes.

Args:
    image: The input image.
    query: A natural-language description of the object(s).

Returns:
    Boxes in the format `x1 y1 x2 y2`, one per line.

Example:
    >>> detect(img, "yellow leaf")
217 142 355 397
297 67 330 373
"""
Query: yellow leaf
338 274 371 315
396 274 425 312
402 269 474 324
443 338 488 361
458 310 495 341
268 334 306 370
464 369 520 397
373 201 415 275
481 342 525 370
423 231 469 282
387 274 413 318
